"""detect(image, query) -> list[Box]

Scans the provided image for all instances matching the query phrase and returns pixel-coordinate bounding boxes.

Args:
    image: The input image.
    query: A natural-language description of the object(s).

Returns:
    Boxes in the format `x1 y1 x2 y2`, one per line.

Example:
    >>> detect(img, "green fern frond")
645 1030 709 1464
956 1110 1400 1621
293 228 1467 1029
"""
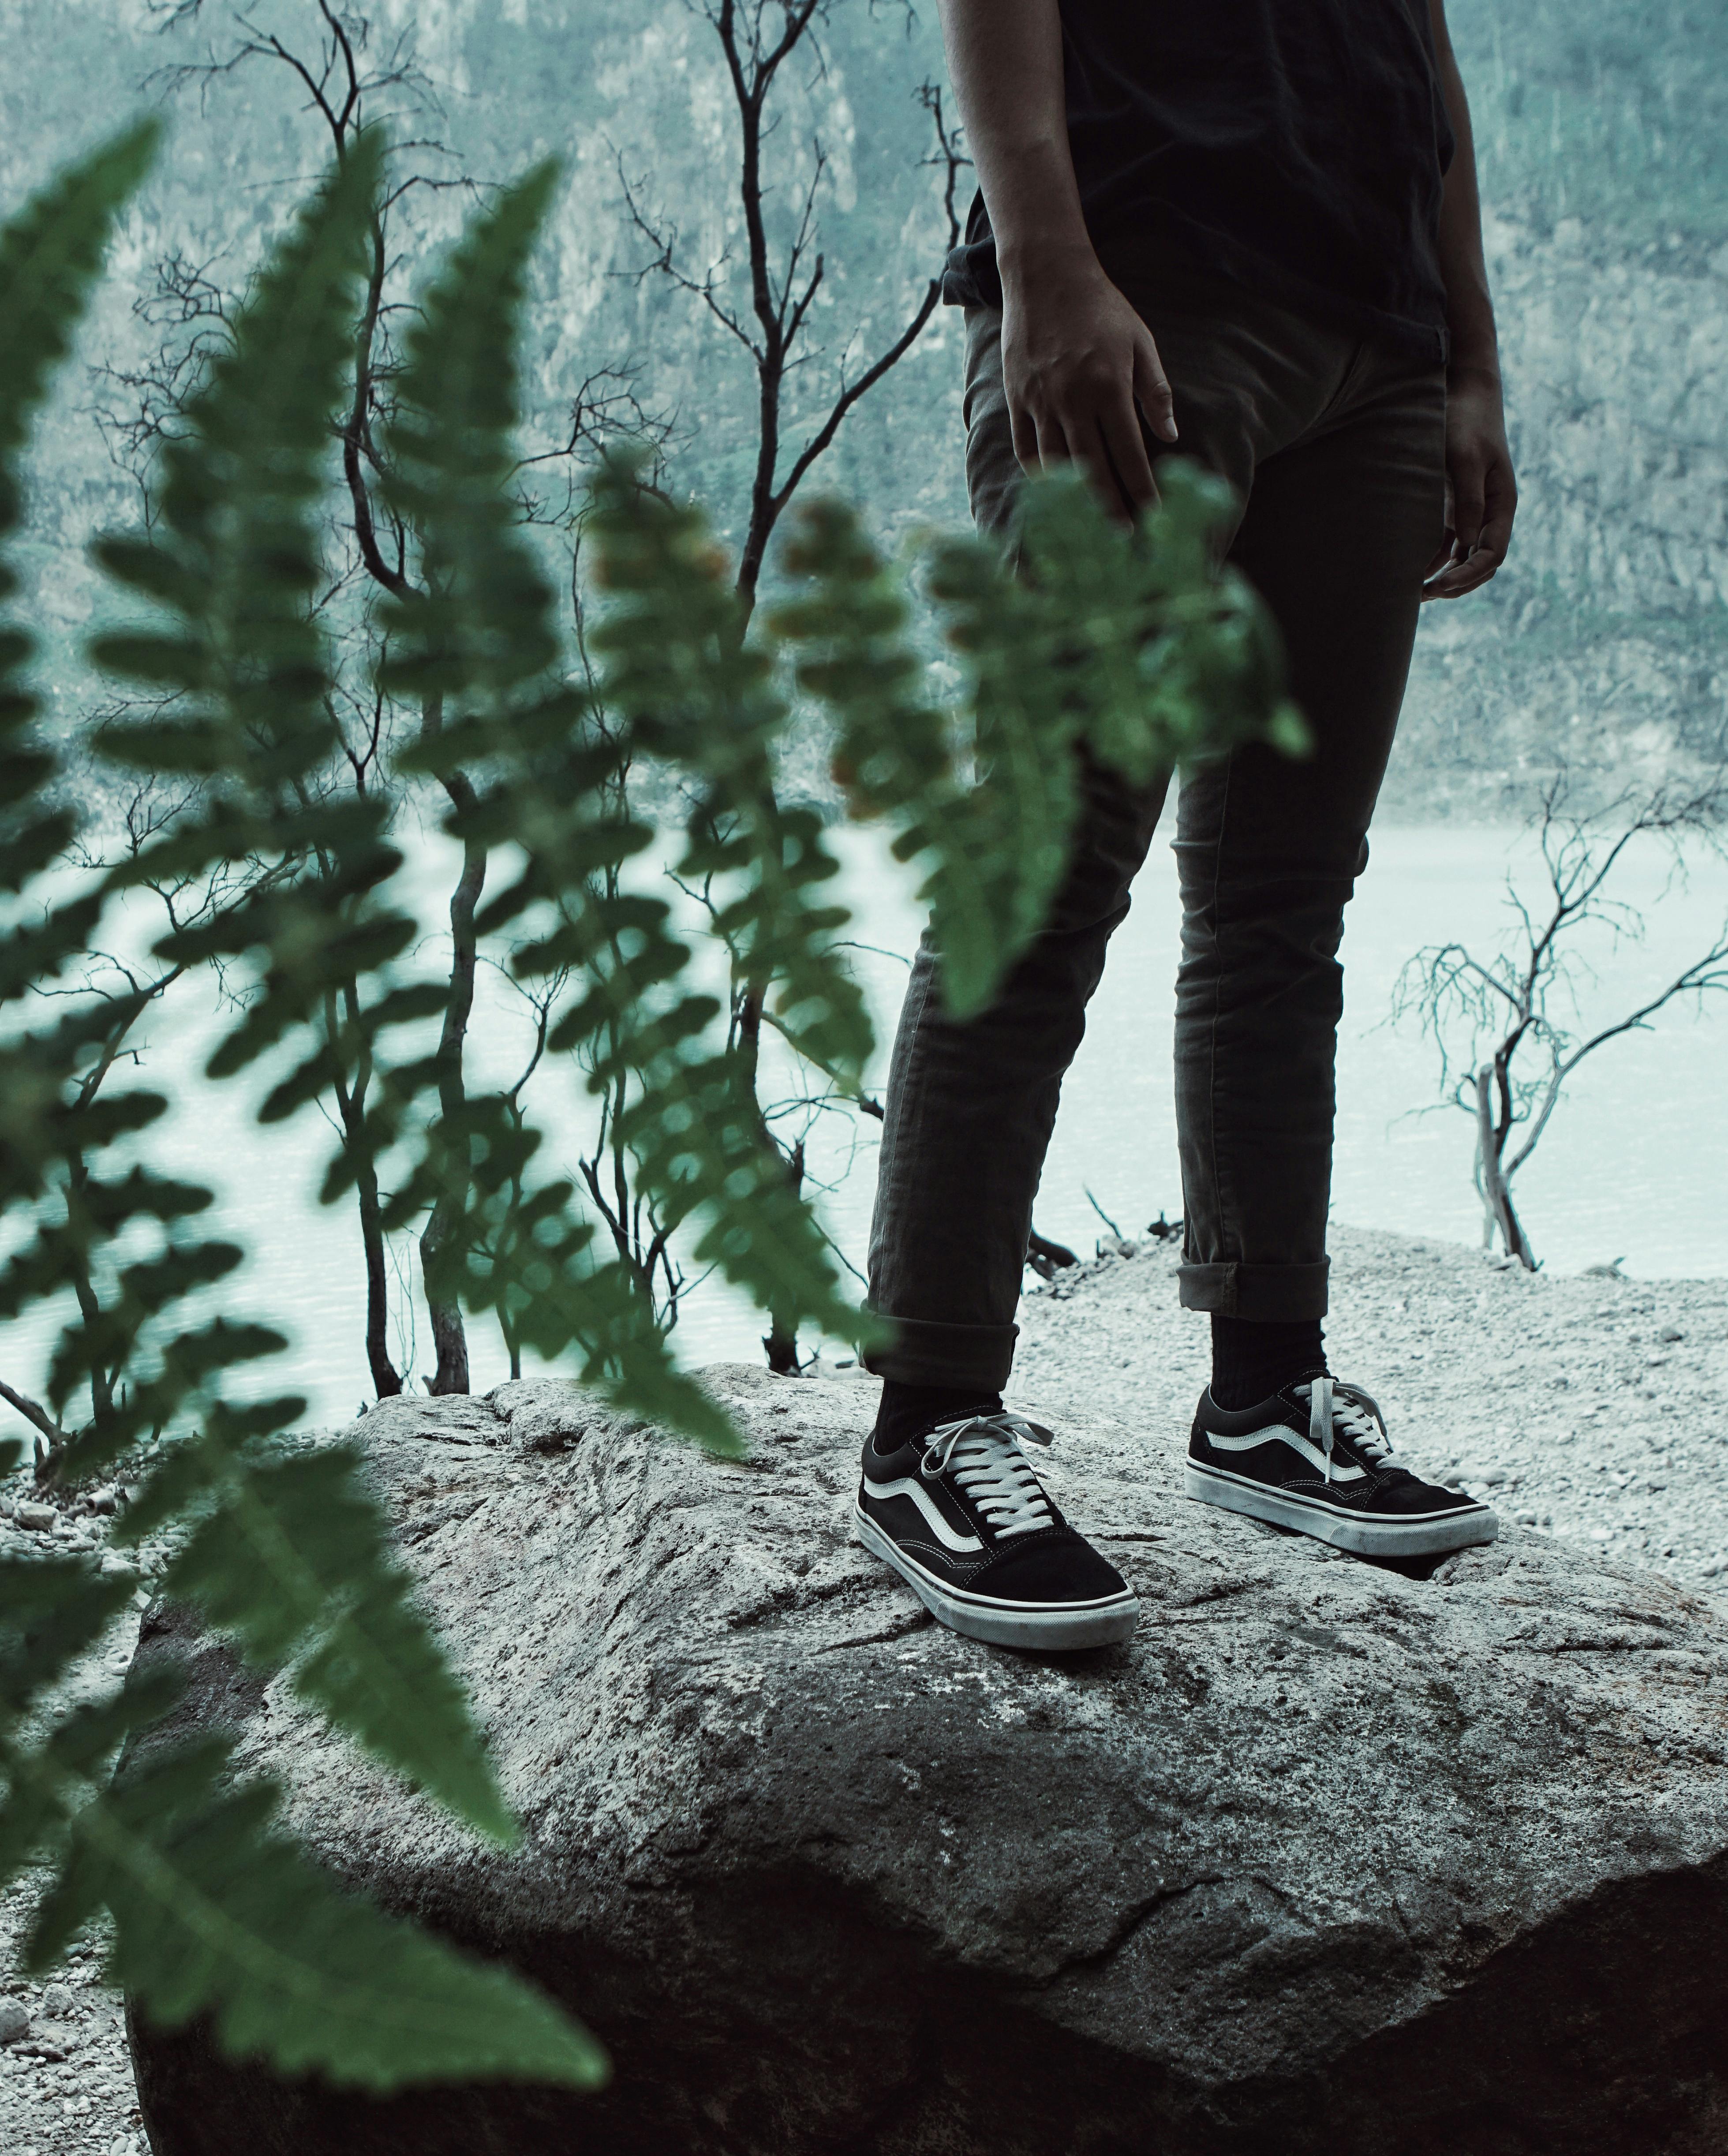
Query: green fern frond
372 194 863 1405
454 1178 742 1452
514 864 862 1353
496 461 870 1352
376 159 564 712
1 123 159 1178
776 463 1304 1019
916 518 1084 1005
587 462 873 1081
773 492 1079 1018
157 1434 515 1841
8 1734 606 2090
0 119 160 548
1013 460 1308 781
65 125 522 1869
91 129 382 798
366 171 752 1436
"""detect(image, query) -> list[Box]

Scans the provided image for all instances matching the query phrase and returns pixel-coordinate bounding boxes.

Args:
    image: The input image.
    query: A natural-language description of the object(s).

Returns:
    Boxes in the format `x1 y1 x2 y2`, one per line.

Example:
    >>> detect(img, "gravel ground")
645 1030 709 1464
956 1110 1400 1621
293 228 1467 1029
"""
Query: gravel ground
0 1483 161 2156
4 1220 1725 2152
1014 1221 1728 1580
0 1905 143 2156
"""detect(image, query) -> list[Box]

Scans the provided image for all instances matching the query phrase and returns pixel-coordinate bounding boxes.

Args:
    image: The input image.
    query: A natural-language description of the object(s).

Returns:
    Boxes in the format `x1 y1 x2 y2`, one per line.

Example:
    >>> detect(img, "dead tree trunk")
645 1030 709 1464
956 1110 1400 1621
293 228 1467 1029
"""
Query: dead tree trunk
420 807 485 1394
762 1133 806 1376
1475 1065 1537 1270
328 983 403 1399
731 975 800 1371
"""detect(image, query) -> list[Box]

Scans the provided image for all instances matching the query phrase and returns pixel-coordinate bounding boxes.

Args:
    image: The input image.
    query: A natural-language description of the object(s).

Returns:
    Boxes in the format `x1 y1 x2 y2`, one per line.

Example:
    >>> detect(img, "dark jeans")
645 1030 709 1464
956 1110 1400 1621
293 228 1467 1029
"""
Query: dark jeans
865 254 1448 1393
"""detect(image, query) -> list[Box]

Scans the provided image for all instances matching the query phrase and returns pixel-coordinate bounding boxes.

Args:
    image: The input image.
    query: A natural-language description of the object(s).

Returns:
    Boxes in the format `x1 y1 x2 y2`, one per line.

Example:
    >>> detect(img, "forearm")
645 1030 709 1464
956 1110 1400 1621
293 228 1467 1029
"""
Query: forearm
936 0 1182 497
1429 4 1499 381
935 0 1093 284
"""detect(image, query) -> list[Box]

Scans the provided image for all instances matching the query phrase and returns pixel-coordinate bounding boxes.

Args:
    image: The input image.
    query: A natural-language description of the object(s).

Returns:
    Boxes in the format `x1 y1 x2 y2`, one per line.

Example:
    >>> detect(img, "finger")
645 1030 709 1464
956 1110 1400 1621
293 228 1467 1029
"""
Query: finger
1009 398 1041 479
1476 511 1515 570
1031 406 1073 476
1478 459 1517 559
1422 531 1455 582
1448 457 1487 557
1421 548 1501 602
1062 407 1133 523
1423 542 1500 595
1096 393 1159 516
1132 333 1178 444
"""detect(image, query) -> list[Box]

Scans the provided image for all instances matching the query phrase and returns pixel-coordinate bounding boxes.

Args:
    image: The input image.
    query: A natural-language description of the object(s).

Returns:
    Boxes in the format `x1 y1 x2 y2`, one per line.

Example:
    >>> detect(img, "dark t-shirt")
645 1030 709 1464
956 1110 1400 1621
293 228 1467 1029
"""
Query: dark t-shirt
942 0 1456 359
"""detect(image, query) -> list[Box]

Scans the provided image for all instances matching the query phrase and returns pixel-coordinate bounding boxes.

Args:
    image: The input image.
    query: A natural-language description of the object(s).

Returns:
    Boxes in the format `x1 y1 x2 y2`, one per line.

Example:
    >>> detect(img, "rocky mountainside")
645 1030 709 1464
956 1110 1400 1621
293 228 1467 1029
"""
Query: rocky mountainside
7 2 1728 815
1389 215 1728 815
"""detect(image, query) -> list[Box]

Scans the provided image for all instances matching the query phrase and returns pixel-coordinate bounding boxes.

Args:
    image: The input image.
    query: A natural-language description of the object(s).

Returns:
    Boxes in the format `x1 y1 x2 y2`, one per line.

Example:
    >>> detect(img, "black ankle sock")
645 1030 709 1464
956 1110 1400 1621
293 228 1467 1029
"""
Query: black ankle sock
1209 1315 1326 1412
873 1378 1003 1454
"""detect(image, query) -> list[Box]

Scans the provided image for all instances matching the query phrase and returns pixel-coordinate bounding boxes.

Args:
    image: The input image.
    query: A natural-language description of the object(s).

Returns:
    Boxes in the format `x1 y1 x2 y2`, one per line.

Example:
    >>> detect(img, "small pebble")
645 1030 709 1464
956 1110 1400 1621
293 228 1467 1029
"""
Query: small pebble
17 1503 56 1532
42 1984 77 2018
0 1996 29 2044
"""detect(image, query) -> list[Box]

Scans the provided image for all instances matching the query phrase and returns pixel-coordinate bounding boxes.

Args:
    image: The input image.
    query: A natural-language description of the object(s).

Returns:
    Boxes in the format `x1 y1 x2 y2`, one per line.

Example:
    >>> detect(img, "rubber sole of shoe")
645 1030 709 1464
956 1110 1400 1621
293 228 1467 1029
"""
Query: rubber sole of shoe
853 1504 1139 1650
1184 1460 1499 1557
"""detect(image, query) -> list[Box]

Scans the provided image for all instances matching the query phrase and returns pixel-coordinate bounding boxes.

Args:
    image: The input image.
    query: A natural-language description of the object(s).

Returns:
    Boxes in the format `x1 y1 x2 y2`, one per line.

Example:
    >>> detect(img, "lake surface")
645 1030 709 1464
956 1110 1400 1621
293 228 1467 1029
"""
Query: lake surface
7 819 1726 1431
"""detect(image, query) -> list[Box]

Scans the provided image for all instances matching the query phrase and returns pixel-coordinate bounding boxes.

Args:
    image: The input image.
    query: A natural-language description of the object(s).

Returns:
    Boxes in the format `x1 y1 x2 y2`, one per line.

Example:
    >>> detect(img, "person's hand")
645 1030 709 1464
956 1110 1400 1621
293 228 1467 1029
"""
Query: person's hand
1422 367 1516 600
999 250 1176 523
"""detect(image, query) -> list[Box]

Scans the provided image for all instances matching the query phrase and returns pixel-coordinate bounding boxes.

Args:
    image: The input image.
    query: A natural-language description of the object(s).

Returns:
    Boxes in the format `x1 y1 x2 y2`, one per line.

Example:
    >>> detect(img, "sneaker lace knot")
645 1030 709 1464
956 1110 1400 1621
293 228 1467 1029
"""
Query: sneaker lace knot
920 1411 1057 1540
1303 1376 1396 1483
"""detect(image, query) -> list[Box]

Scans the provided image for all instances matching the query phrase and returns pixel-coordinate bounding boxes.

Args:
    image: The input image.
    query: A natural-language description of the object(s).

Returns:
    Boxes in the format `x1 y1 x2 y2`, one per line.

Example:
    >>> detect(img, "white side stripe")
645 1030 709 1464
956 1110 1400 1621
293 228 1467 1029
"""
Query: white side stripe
1204 1424 1368 1483
863 1475 984 1552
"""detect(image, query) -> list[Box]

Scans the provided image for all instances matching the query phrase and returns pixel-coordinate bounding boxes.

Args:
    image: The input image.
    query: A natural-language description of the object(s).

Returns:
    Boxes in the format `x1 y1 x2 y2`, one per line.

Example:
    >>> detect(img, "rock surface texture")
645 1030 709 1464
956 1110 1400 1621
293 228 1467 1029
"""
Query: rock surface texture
127 1344 1728 2156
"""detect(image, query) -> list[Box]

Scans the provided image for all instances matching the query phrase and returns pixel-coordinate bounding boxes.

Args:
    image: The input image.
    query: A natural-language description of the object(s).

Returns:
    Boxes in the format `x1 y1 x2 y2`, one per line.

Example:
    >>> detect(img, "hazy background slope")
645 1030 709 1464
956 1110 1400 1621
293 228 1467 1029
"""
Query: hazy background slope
4 0 1727 806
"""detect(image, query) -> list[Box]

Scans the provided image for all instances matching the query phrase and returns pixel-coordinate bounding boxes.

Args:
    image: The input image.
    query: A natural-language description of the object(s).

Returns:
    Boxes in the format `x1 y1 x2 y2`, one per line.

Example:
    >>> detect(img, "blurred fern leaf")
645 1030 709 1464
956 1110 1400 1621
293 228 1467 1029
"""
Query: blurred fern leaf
153 1436 516 1842
0 129 599 2089
775 462 1302 1018
29 1736 606 2089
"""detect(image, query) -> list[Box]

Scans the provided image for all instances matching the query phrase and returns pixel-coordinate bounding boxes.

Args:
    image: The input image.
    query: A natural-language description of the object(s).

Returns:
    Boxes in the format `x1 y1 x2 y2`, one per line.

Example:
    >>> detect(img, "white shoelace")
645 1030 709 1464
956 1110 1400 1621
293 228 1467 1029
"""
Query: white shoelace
920 1412 1057 1540
1303 1376 1396 1483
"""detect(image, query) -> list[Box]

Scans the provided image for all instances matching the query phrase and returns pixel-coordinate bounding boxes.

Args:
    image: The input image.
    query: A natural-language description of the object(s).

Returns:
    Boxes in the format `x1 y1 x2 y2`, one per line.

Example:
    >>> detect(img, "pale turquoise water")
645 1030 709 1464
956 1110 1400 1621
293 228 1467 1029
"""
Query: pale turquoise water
6 821 1725 1430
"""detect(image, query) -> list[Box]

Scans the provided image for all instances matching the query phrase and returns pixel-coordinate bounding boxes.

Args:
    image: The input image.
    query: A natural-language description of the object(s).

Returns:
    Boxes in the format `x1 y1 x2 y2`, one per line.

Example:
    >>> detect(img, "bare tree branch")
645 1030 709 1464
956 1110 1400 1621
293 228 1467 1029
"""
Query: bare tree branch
1395 770 1728 1265
622 4 968 612
0 1380 67 1450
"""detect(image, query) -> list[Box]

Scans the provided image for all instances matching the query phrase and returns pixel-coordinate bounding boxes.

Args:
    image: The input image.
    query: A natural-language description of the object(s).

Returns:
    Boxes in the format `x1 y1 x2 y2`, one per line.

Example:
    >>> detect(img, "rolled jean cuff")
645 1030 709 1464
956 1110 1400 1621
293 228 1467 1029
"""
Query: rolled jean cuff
861 1312 1019 1392
1178 1258 1331 1320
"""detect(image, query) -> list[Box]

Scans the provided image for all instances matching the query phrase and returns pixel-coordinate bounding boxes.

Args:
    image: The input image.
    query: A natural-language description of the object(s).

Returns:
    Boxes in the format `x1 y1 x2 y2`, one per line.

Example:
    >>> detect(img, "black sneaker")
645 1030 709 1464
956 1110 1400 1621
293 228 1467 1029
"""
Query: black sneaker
854 1411 1139 1650
1186 1374 1498 1558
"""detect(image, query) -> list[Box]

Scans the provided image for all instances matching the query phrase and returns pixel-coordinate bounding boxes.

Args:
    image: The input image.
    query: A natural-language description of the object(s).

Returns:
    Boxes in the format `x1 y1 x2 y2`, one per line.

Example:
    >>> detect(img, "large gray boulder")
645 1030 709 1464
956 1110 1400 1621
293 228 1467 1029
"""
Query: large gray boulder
130 1364 1728 2155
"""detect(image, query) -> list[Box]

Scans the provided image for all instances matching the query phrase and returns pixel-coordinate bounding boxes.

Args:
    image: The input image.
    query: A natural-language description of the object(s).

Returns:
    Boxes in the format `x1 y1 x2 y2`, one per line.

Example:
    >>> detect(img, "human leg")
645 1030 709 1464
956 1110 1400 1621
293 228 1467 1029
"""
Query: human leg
1171 338 1450 1334
864 278 1357 1398
856 278 1373 1638
864 306 1174 1398
858 304 1186 1650
1163 335 1498 1552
